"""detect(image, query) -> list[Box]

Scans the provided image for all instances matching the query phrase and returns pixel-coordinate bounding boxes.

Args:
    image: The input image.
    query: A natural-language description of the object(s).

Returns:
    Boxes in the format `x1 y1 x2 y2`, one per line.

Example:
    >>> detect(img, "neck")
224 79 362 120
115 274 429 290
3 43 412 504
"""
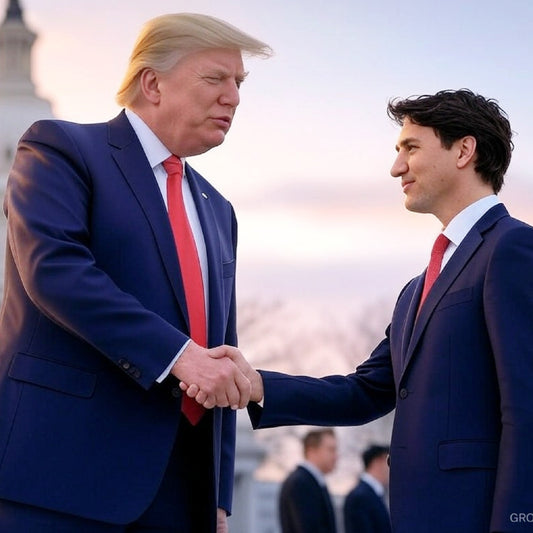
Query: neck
438 184 494 227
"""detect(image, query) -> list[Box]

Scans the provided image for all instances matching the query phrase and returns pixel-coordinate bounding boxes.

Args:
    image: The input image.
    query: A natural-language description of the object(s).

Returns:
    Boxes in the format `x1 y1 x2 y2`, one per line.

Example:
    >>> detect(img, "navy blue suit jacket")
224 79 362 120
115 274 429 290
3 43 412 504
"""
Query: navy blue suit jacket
278 465 337 533
0 111 238 524
343 479 391 533
250 204 533 532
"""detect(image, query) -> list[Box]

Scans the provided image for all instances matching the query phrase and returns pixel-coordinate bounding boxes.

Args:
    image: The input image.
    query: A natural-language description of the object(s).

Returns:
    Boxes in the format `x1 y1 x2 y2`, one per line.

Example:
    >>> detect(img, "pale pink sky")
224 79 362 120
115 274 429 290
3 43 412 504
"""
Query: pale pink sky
18 0 533 308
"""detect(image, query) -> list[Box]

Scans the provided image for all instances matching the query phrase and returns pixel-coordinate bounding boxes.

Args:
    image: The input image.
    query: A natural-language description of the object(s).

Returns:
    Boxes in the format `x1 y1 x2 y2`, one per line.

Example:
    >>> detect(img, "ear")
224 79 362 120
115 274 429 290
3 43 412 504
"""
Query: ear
456 136 477 169
139 68 161 104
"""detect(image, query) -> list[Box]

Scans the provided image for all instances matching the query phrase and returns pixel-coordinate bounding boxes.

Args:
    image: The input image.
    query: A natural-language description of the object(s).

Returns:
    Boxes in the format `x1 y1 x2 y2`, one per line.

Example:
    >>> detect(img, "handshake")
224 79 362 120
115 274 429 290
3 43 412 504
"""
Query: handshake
171 342 264 410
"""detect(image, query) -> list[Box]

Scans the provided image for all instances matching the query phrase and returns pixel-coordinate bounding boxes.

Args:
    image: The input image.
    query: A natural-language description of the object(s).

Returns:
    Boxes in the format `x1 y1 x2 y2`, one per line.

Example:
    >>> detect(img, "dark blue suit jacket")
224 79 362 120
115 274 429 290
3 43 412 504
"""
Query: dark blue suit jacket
343 479 391 533
278 465 337 533
0 111 238 524
250 204 533 532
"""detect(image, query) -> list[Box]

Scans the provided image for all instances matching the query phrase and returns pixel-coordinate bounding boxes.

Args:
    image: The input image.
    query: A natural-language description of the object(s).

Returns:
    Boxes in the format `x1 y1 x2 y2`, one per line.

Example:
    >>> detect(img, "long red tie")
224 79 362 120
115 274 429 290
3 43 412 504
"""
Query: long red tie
418 233 450 310
164 155 206 425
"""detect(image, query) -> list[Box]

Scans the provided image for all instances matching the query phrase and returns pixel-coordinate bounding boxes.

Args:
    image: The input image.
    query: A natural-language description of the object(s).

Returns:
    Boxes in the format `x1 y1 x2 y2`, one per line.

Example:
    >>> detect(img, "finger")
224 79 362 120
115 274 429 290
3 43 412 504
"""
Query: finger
186 384 200 398
208 376 236 409
225 370 246 409
203 395 218 409
192 389 205 405
231 370 251 409
207 345 229 359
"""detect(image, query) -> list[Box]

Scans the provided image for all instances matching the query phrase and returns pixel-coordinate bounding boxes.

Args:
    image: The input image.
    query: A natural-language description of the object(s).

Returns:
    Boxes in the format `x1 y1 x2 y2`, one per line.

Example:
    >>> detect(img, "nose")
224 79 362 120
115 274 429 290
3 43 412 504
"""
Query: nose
390 151 408 177
220 80 240 107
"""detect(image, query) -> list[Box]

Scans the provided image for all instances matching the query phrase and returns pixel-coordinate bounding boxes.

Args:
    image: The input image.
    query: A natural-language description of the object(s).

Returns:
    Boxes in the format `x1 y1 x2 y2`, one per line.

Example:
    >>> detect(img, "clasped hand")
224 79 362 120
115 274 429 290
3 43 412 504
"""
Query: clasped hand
173 342 263 409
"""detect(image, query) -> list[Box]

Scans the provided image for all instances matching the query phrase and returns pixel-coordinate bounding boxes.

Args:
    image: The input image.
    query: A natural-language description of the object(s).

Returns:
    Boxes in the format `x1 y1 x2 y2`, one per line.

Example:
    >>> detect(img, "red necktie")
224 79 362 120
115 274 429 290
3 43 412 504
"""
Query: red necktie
164 155 206 425
419 233 450 310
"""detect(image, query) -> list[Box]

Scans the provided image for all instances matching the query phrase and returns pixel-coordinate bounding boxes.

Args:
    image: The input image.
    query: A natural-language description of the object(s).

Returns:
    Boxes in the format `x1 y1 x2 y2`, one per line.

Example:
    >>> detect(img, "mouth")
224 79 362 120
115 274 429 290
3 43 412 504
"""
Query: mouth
211 116 232 130
402 180 415 193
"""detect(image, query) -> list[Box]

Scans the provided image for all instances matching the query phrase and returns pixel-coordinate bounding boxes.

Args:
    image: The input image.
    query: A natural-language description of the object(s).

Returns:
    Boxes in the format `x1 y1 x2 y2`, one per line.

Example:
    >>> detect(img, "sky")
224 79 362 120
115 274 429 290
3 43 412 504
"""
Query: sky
17 0 533 313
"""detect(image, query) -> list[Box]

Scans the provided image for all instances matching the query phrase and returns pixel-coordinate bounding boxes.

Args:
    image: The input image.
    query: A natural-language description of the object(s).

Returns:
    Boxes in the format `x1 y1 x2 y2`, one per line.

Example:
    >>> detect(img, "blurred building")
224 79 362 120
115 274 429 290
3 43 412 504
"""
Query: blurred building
0 0 54 293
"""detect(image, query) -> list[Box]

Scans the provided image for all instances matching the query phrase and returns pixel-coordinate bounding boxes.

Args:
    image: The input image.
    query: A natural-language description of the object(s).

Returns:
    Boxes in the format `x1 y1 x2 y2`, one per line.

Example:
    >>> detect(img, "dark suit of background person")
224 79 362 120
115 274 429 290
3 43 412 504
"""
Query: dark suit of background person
244 90 533 533
0 13 271 532
344 445 391 533
280 466 337 533
278 429 338 533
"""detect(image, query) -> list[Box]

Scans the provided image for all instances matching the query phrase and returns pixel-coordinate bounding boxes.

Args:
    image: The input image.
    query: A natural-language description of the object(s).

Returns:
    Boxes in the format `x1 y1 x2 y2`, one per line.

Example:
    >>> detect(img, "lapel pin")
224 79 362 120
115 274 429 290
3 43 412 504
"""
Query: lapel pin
201 192 208 199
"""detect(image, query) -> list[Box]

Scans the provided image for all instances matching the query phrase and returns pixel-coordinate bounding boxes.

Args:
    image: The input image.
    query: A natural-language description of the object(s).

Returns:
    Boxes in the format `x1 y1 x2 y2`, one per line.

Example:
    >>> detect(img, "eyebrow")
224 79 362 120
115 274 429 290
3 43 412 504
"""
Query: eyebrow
205 68 249 85
395 136 420 151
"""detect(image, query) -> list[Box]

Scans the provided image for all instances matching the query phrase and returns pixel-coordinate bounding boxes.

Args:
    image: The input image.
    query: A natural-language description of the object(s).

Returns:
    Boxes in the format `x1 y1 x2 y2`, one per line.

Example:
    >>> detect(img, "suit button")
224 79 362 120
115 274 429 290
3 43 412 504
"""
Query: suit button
399 388 408 399
118 358 130 370
171 387 182 399
131 368 141 379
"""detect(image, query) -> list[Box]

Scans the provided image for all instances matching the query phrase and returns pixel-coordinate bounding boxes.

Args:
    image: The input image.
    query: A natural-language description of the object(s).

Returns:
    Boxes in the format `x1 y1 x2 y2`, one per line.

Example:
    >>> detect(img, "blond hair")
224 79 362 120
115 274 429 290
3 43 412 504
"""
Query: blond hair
116 13 272 107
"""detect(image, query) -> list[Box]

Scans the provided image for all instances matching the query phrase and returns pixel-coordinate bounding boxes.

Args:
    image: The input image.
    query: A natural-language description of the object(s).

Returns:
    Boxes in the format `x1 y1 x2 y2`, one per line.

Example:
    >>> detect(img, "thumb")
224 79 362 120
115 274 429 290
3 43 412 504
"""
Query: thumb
207 345 230 359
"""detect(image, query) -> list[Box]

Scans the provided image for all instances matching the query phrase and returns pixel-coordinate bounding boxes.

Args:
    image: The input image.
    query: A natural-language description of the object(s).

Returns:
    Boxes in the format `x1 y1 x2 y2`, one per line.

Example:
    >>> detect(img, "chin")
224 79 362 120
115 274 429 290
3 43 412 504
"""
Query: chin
404 197 426 214
206 133 227 151
188 138 226 156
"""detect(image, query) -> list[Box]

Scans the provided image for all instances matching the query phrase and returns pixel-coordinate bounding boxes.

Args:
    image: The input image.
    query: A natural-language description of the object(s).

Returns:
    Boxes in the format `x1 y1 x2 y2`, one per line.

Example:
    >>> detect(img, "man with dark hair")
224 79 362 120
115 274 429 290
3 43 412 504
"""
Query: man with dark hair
187 88 533 532
387 89 512 194
278 429 338 533
344 444 391 533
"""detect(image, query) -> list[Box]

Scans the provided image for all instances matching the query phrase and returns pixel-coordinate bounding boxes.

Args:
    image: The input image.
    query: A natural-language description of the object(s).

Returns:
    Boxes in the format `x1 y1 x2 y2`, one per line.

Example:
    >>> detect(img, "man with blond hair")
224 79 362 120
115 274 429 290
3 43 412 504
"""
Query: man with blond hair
0 13 270 532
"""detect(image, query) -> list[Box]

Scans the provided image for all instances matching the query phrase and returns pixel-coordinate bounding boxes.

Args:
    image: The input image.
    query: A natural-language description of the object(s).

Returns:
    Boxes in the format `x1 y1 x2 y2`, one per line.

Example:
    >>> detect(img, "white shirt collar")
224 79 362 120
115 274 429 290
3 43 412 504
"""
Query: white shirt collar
124 108 173 169
443 194 501 247
360 472 385 497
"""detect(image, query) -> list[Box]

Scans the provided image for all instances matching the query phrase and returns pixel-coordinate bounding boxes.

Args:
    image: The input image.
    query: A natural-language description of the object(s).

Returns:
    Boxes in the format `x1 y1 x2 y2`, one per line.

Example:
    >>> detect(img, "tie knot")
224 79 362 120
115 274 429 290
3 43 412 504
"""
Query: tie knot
163 155 183 178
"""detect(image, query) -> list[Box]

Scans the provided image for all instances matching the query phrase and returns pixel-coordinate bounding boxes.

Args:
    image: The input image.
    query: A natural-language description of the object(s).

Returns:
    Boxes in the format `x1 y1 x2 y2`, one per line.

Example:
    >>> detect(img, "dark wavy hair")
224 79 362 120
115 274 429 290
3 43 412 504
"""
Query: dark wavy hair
362 444 389 469
387 89 513 193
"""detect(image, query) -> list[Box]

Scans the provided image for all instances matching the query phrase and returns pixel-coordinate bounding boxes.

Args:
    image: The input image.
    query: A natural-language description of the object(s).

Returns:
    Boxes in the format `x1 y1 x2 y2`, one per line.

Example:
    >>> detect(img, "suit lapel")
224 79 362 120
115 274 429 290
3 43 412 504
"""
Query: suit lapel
401 204 509 376
107 112 189 326
185 164 224 347
399 275 424 366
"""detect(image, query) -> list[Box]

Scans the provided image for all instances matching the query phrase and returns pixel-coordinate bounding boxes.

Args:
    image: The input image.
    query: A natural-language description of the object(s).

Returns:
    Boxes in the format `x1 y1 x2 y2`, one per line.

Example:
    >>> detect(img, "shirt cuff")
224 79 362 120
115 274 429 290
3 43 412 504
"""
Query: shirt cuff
156 339 191 383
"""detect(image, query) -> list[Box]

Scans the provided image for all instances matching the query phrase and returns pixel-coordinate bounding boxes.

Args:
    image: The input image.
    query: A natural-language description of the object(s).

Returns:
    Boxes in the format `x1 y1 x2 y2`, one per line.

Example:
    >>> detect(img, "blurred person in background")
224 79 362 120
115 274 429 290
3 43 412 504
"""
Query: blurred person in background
344 444 391 533
279 429 338 533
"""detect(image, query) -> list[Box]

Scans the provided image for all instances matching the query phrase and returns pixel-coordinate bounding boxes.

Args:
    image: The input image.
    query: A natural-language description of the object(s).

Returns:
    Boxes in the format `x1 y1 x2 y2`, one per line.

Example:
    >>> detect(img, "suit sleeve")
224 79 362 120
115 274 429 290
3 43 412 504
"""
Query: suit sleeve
5 121 188 389
484 224 533 531
249 329 397 429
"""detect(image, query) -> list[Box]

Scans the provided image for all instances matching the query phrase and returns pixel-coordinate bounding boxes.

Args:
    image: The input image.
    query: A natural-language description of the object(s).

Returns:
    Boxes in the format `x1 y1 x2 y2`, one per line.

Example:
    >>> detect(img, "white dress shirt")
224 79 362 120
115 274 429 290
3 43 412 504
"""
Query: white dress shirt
125 109 209 380
440 194 501 271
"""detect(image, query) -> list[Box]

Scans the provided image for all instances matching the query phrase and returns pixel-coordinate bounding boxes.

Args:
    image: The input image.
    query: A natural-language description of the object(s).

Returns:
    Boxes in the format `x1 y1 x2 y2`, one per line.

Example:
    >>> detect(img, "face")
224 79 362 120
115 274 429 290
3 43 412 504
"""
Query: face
390 119 463 225
149 47 246 157
373 454 390 487
309 435 338 475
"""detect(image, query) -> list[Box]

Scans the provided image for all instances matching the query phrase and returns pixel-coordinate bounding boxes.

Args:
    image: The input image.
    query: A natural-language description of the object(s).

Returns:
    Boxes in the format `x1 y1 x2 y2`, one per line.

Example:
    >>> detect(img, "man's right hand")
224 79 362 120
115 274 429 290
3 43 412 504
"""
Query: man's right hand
178 345 265 407
170 341 251 409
